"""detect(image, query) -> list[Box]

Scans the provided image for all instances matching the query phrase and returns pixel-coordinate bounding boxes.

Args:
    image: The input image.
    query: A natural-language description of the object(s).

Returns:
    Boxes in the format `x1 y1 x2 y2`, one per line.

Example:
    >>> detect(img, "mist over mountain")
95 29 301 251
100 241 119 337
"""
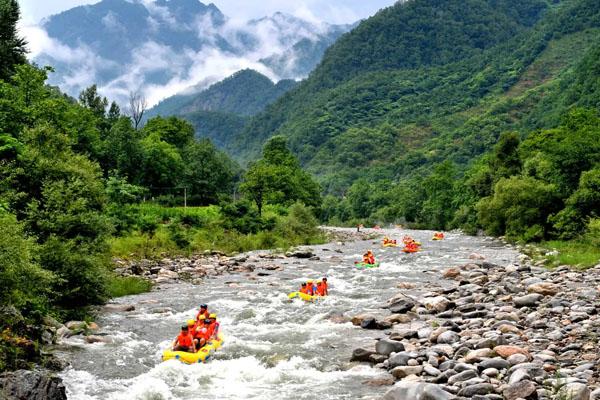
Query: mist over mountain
28 0 352 106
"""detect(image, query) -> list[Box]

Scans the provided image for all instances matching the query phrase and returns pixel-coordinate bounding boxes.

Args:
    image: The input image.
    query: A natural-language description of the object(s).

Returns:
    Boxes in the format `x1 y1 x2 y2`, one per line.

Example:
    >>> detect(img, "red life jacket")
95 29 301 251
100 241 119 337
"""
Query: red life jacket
177 332 194 347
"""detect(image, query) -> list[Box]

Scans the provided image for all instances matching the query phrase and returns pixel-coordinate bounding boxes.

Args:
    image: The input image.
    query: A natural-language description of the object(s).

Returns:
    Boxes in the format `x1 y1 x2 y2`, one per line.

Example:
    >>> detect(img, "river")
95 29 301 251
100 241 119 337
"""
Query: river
57 228 520 400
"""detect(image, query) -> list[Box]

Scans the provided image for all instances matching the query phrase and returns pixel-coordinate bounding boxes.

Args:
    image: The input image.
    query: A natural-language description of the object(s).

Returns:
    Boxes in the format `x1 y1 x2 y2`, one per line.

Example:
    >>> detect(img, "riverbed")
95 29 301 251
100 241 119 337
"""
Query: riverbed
57 228 520 400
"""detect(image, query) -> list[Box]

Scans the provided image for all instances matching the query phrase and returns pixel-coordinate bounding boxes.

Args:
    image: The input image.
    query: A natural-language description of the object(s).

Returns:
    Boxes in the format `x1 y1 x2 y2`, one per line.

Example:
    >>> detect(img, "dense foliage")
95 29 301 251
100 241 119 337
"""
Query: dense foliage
0 1 324 372
218 0 600 246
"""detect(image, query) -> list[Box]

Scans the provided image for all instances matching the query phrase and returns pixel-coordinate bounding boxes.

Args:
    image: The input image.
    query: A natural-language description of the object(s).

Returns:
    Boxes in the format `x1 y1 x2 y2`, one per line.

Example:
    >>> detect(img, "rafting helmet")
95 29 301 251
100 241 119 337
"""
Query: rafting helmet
209 313 217 319
200 304 208 309
187 319 196 326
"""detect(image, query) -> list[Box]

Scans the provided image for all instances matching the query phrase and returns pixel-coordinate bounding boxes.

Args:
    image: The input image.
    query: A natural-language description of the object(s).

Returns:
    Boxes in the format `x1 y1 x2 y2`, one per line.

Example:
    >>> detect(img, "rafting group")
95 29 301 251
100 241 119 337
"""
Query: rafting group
162 304 223 364
289 278 329 301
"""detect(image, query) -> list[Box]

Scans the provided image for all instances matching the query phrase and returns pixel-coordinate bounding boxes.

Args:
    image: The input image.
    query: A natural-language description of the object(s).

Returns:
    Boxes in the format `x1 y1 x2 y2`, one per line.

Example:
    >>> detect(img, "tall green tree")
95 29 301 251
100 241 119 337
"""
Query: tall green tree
241 136 321 215
0 0 27 82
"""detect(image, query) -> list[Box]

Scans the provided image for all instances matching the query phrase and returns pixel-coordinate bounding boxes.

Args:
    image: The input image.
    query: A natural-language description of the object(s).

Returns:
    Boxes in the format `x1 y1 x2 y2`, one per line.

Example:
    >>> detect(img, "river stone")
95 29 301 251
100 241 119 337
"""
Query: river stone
443 268 461 279
557 383 591 400
351 314 375 326
507 353 529 365
65 321 87 330
84 335 111 344
383 382 456 400
436 331 460 344
388 352 415 368
479 358 509 370
494 345 530 360
391 366 424 379
508 368 531 384
389 299 416 314
465 348 495 363
514 294 543 308
527 282 559 296
0 370 67 400
457 383 494 397
422 296 452 312
351 348 375 362
503 380 538 400
285 249 315 258
390 329 418 340
376 339 406 356
448 370 478 385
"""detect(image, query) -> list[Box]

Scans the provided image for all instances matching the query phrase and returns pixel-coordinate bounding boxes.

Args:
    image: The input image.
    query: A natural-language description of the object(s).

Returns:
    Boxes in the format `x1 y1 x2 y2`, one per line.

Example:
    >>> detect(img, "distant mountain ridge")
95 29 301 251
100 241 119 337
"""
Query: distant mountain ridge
146 69 298 148
33 0 353 105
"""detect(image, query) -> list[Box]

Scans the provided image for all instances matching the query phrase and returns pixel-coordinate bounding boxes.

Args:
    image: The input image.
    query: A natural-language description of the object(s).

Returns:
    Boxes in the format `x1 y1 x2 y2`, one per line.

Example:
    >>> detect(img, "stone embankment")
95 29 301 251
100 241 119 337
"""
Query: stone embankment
351 256 600 400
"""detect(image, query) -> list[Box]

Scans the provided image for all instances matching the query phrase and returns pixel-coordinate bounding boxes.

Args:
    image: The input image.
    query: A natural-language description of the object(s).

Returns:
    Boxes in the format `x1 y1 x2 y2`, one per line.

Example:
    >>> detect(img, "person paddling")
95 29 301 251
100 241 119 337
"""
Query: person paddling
363 250 376 265
172 324 195 353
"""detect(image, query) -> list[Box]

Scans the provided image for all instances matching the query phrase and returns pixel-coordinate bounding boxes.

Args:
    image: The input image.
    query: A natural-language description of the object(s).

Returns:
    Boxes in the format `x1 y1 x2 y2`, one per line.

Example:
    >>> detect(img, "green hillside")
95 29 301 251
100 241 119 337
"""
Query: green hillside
222 0 600 243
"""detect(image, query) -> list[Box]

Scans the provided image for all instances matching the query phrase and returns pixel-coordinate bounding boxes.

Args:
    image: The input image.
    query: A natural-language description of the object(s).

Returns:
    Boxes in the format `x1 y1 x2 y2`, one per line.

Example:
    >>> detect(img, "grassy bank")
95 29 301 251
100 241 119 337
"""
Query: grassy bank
539 240 600 269
108 203 326 260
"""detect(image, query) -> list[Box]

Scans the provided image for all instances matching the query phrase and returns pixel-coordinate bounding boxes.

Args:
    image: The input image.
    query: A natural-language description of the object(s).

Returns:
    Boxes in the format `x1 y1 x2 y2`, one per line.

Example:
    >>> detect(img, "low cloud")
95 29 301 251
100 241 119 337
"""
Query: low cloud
22 1 360 108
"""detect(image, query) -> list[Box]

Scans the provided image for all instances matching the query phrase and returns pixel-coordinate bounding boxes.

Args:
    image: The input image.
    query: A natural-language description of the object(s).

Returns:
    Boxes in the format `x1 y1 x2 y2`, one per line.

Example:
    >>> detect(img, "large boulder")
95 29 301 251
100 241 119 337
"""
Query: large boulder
383 382 456 400
0 370 67 400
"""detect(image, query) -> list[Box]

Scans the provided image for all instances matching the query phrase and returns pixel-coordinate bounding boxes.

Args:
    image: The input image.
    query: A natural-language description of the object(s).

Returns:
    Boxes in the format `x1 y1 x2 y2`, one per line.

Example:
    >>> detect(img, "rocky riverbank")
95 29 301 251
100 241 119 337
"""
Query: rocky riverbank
112 227 377 285
351 255 600 400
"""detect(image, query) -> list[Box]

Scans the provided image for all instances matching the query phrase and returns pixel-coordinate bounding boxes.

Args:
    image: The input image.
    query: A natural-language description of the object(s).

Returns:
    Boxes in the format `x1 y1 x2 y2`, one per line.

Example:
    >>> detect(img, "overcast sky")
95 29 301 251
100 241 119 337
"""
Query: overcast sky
19 0 397 25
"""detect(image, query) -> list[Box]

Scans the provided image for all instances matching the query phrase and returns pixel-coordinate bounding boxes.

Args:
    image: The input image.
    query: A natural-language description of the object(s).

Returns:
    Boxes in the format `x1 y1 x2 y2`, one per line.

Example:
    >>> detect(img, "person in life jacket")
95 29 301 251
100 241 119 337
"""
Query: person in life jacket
363 250 376 265
192 318 207 350
196 304 209 321
172 324 195 353
306 280 316 295
205 313 220 339
299 282 309 294
316 277 328 296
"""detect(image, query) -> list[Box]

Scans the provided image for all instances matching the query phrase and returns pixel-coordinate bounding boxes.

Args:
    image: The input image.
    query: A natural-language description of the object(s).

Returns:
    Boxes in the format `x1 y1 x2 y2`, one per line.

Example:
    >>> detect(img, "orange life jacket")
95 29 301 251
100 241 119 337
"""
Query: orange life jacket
193 322 205 339
177 332 194 347
300 286 309 294
196 309 209 321
317 282 328 296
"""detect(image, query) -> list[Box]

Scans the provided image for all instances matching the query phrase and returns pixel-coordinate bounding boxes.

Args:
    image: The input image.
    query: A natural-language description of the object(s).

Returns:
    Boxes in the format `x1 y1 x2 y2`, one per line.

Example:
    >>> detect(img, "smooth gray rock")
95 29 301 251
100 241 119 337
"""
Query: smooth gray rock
479 358 509 371
376 339 406 356
389 299 416 314
436 331 460 344
0 370 67 400
448 369 478 385
457 383 494 397
514 294 543 308
383 381 456 400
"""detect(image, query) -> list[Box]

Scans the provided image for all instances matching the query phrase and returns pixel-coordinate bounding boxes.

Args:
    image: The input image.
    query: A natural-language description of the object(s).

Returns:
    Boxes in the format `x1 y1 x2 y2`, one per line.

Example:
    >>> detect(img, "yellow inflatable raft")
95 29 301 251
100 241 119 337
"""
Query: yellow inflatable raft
162 334 224 364
288 291 322 302
383 242 398 247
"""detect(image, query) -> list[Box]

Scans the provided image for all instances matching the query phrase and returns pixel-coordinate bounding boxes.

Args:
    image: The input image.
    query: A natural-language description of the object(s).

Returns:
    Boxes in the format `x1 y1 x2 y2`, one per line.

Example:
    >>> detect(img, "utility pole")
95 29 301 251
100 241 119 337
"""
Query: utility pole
184 187 187 209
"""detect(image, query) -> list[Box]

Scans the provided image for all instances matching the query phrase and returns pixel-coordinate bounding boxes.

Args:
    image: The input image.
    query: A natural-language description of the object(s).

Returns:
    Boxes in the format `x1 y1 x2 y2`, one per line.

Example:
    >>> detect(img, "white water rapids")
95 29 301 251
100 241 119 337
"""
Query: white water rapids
57 229 520 400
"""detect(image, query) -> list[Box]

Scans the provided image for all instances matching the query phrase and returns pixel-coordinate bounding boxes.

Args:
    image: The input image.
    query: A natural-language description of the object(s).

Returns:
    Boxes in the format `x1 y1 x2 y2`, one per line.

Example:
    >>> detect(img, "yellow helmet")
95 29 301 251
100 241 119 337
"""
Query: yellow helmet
187 319 196 326
209 313 217 319
317 281 322 284
307 280 313 283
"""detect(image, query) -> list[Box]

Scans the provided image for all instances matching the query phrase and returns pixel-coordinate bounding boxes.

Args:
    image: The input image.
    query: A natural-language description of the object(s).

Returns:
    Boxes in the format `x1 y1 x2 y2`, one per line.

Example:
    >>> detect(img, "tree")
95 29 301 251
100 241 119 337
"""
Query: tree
142 116 194 150
139 132 185 190
79 85 108 120
240 137 321 215
477 176 559 241
0 0 27 82
421 161 457 229
182 139 236 205
129 91 147 130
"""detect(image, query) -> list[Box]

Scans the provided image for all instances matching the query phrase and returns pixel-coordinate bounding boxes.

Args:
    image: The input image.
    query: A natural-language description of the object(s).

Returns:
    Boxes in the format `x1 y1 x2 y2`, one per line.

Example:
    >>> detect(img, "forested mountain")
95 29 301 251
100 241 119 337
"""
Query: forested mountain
33 0 351 104
148 69 297 117
224 0 600 241
146 69 297 147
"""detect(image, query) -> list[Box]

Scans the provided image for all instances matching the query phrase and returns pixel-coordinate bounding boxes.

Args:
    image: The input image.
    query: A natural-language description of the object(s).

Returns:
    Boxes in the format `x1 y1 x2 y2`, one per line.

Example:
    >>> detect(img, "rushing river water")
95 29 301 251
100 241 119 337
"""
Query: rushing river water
58 228 520 400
